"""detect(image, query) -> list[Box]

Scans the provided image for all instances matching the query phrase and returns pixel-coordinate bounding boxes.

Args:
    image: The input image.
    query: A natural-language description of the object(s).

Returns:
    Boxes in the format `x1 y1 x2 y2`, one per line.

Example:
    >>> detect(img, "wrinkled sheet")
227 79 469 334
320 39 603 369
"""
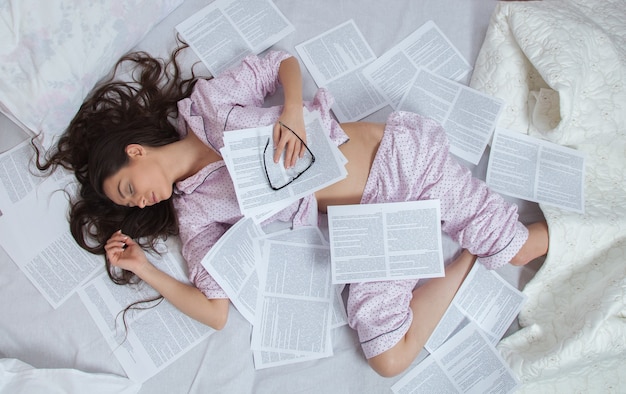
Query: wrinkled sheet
470 1 626 392
0 359 141 394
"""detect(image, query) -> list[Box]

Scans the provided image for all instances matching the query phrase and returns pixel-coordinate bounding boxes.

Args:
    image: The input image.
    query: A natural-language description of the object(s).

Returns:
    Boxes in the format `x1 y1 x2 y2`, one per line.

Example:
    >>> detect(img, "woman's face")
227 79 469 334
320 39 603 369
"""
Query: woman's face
102 144 172 208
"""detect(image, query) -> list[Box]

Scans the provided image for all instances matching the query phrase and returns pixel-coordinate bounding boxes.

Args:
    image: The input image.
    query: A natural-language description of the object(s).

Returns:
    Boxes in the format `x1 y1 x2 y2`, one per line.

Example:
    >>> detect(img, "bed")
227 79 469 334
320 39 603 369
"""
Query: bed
0 0 622 393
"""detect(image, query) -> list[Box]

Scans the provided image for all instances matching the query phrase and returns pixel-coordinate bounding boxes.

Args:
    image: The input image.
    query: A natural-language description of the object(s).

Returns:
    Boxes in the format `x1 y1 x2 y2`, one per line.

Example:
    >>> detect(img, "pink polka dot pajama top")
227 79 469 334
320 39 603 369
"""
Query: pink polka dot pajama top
173 50 529 359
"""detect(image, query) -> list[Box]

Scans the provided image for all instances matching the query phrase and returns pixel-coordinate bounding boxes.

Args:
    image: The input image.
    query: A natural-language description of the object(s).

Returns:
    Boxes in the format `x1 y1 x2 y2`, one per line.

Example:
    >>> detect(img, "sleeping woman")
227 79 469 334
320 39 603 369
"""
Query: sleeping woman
37 46 548 377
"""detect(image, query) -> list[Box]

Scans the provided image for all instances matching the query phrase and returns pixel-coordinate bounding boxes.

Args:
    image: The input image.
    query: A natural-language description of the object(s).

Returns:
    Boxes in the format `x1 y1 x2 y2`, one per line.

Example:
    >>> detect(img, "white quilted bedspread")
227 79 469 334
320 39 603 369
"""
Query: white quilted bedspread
470 0 626 392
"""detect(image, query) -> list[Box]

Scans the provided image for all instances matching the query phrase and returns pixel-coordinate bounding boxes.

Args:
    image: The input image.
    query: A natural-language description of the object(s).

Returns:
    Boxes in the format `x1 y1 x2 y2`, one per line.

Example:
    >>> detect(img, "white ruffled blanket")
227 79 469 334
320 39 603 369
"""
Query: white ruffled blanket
470 0 626 392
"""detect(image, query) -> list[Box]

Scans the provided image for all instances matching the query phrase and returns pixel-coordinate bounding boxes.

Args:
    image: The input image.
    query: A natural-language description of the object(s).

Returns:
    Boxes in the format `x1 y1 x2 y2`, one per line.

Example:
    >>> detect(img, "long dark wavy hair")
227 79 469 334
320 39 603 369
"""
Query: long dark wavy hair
34 39 205 289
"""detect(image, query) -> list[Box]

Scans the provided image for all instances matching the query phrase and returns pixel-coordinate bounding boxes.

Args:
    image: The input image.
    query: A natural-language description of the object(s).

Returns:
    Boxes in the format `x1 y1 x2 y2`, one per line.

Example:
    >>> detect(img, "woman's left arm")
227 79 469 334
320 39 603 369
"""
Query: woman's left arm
273 56 306 168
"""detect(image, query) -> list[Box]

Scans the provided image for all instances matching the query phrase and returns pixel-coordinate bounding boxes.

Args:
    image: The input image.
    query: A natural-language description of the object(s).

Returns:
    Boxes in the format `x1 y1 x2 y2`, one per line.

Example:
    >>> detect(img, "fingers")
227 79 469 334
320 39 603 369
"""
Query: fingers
272 122 282 152
105 230 130 265
283 138 302 169
298 140 306 159
273 123 303 168
106 230 128 248
272 122 286 164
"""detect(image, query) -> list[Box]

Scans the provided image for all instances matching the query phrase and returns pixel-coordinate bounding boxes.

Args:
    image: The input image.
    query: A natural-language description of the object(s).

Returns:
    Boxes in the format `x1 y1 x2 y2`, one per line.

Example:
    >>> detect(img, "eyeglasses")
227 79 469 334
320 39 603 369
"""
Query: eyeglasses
262 121 316 191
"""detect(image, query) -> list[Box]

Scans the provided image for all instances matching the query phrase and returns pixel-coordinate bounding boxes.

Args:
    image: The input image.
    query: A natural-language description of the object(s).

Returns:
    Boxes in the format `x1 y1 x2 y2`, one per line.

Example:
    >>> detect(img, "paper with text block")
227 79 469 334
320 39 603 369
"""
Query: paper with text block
392 323 519 394
0 140 101 308
363 20 472 110
327 200 444 284
176 0 294 76
425 263 527 352
78 239 215 383
487 127 585 213
397 68 503 165
296 19 387 122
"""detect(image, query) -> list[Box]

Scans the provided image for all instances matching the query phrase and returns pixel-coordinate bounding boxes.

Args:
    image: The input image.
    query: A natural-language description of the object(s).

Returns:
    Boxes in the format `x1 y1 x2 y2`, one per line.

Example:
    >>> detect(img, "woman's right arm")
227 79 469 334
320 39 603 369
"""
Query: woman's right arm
105 231 229 330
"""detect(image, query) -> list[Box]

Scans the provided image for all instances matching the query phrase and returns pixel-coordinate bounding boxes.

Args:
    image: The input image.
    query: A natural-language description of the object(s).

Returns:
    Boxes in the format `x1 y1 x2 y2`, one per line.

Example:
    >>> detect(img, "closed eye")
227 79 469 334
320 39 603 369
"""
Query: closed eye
125 184 134 207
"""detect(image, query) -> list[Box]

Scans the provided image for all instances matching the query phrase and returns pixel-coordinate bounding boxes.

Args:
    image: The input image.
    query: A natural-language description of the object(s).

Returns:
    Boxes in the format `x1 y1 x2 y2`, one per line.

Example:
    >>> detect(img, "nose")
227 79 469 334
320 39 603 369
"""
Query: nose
136 196 147 208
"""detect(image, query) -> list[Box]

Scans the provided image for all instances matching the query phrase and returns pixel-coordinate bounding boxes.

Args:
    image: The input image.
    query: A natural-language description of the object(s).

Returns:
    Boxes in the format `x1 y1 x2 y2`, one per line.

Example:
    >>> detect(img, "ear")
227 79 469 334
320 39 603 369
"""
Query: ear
125 144 146 158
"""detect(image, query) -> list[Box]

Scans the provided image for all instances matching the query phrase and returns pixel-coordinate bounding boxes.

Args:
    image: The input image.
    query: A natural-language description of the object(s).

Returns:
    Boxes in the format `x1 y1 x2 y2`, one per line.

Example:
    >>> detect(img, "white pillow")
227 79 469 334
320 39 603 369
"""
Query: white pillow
0 0 184 146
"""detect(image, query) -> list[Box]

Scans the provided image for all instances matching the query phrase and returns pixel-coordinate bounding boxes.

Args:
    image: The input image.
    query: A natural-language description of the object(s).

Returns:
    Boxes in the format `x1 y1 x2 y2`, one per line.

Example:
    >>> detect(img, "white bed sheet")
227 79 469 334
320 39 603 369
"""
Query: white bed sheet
0 1 545 393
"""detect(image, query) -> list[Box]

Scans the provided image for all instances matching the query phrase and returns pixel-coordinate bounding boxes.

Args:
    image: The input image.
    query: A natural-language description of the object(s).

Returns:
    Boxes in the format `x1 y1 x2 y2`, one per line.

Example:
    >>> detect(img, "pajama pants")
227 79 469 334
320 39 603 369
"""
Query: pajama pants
348 111 528 359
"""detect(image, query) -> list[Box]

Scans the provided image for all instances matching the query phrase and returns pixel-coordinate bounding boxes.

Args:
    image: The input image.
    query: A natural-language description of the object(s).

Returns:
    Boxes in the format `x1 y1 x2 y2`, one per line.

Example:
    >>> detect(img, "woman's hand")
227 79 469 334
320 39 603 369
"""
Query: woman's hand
273 56 306 169
273 108 307 168
105 230 150 274
105 230 230 329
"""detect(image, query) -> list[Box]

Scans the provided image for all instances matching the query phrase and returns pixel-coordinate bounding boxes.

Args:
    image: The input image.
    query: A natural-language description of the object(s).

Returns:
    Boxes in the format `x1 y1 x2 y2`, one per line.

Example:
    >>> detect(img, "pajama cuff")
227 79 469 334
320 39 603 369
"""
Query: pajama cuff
360 310 413 359
477 221 529 270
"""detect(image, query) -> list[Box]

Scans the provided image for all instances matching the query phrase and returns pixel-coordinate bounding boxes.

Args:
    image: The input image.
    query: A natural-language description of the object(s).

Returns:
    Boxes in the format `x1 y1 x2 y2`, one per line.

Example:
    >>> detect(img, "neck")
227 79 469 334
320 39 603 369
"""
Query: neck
163 132 221 182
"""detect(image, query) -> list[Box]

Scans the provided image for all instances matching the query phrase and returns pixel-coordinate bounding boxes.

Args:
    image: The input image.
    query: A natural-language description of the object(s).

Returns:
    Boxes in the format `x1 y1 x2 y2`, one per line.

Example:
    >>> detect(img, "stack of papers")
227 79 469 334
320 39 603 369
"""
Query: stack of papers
220 109 348 223
200 218 347 369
